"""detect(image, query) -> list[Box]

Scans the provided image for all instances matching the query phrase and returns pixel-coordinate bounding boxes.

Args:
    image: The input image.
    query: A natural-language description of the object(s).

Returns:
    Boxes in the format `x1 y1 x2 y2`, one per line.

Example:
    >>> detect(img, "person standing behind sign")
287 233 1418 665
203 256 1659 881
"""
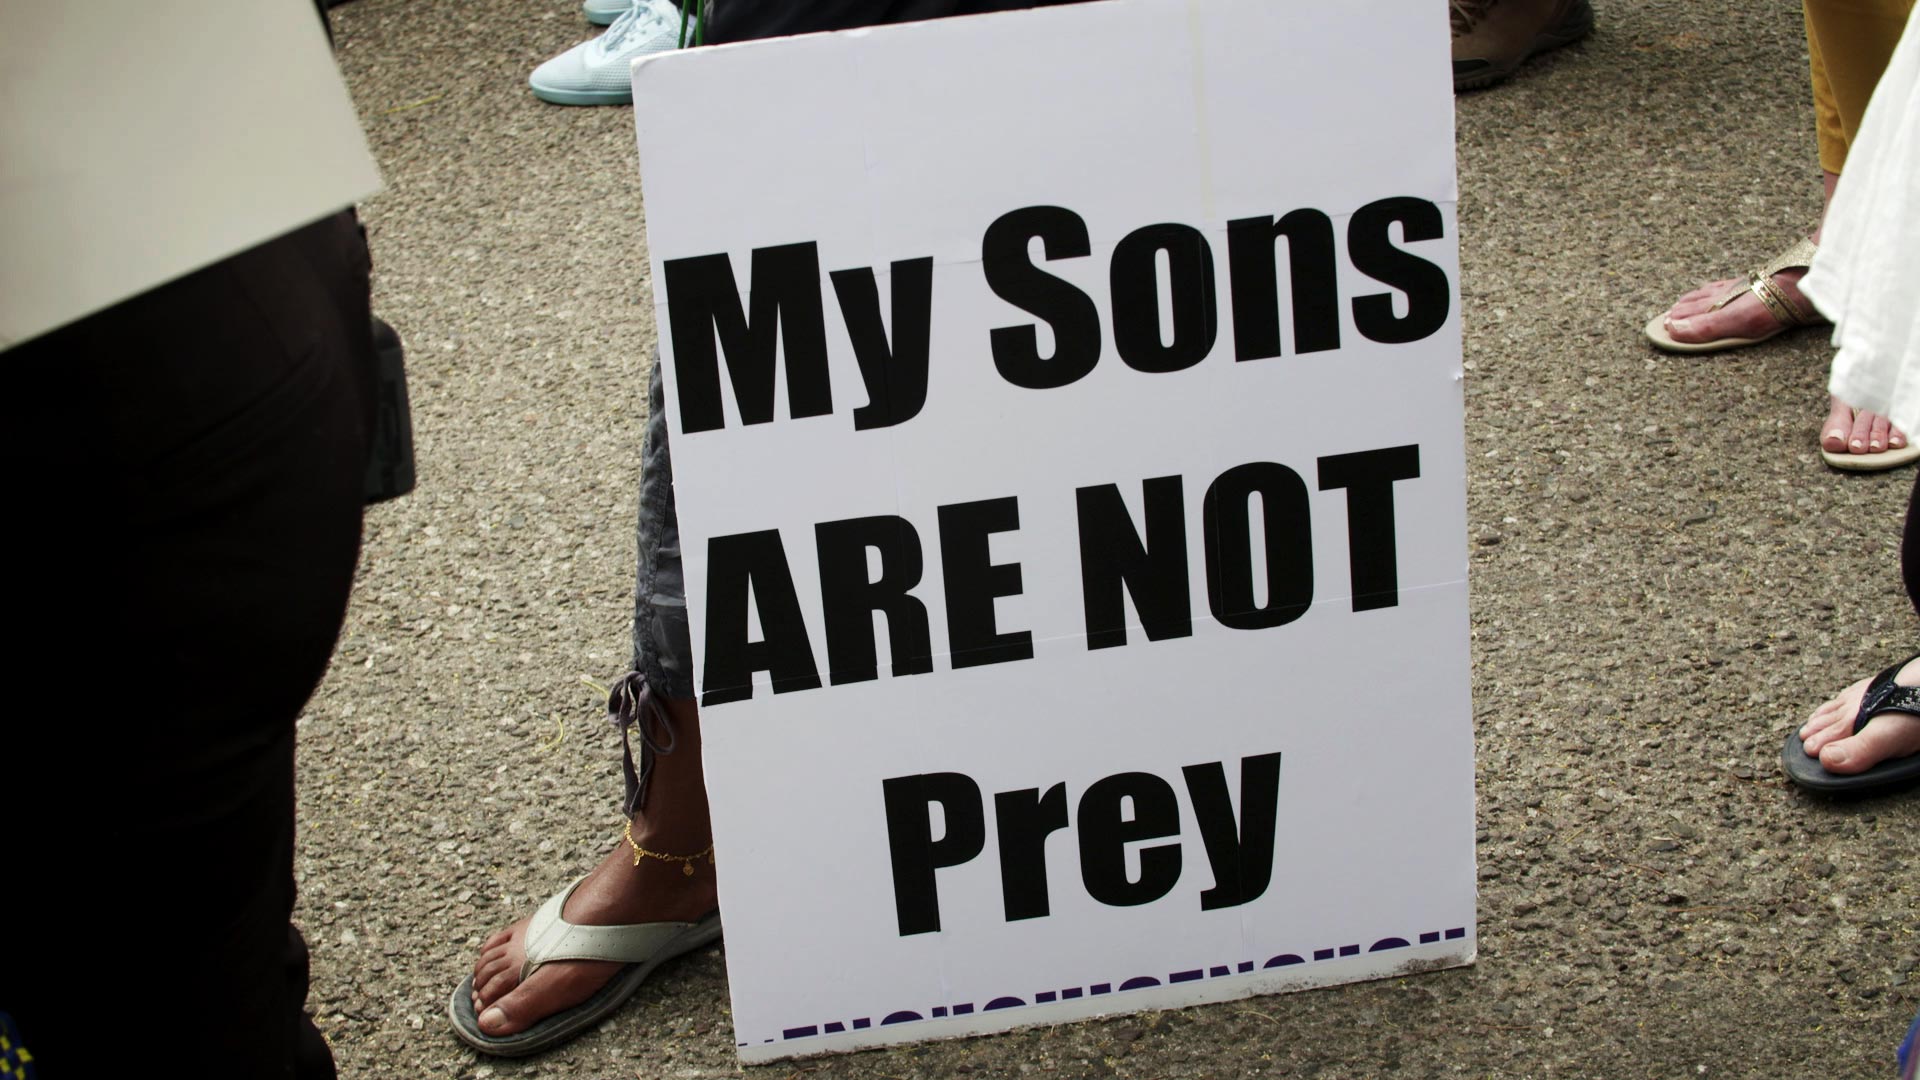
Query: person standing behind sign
528 0 1092 106
0 2 385 1075
1784 2 1920 793
1646 0 1918 471
1 211 375 1080
451 0 1091 1058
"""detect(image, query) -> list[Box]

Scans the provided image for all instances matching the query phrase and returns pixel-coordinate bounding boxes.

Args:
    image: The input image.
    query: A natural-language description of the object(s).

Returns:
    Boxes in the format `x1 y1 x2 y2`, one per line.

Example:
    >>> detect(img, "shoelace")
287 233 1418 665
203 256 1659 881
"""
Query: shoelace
601 0 703 53
600 0 675 53
609 670 678 815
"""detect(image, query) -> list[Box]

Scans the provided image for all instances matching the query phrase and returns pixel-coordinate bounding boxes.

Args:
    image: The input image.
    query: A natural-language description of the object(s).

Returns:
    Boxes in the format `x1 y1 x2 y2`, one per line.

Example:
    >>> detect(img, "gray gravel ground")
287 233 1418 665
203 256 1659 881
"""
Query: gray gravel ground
302 1 1919 1076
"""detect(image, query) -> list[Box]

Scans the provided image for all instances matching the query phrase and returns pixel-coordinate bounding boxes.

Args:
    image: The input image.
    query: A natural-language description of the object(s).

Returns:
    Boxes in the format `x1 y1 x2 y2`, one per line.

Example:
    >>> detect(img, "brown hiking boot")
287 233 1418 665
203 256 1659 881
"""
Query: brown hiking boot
1451 0 1594 91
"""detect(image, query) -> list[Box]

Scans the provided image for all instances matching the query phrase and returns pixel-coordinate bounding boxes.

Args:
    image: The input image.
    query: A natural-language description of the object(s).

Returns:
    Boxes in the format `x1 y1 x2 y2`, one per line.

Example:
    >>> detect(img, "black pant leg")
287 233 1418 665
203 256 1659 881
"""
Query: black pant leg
0 211 372 1079
707 0 1090 43
1906 471 1918 619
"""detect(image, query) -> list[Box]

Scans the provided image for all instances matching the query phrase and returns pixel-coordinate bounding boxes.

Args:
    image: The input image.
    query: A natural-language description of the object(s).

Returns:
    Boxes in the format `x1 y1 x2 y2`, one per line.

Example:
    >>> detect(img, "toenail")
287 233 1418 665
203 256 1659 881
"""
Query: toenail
1871 441 1884 451
480 1006 506 1032
1852 439 1865 449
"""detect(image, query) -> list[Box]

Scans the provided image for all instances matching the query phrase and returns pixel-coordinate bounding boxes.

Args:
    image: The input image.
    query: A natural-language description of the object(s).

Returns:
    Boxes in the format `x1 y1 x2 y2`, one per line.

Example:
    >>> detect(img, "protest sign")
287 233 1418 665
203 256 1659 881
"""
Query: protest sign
632 0 1472 1060
0 0 380 349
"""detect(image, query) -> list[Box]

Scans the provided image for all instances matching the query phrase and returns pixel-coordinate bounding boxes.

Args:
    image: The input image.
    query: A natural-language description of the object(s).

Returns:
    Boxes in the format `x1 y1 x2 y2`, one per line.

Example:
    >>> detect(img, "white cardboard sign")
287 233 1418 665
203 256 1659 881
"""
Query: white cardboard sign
632 0 1473 1061
0 0 381 349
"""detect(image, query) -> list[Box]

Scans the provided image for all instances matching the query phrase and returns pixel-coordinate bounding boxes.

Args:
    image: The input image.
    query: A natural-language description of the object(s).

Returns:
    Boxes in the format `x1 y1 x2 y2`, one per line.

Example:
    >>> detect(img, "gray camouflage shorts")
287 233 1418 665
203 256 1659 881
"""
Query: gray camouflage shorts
630 351 695 699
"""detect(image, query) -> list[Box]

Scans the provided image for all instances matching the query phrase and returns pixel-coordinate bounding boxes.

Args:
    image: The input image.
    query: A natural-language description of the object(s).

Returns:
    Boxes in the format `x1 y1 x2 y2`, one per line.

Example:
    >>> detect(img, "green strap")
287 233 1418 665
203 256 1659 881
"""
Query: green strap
678 0 705 48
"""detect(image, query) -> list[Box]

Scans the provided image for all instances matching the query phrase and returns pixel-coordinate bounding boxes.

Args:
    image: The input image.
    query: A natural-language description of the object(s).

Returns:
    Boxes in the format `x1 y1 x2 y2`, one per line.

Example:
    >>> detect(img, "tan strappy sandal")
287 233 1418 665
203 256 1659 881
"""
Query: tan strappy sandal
1644 236 1828 353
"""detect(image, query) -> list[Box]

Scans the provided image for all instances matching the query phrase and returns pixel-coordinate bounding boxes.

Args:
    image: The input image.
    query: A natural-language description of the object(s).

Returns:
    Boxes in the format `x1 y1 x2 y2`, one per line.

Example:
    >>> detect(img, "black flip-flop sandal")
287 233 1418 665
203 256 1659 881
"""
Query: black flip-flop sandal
1782 653 1920 794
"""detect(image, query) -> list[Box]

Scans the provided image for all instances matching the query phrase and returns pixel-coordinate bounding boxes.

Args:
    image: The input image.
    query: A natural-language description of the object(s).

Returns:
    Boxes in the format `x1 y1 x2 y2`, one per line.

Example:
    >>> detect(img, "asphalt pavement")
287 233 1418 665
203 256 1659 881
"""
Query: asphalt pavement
302 1 1919 1076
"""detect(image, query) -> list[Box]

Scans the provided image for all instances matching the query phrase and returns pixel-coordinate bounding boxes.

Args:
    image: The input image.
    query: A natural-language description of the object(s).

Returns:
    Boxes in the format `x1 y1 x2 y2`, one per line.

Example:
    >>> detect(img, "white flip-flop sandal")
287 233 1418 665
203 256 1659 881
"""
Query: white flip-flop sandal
448 876 721 1057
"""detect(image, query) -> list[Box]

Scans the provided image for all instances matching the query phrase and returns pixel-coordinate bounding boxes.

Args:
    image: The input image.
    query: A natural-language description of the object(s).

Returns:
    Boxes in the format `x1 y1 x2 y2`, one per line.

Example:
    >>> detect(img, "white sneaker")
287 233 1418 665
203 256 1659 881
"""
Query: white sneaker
530 0 694 106
583 0 632 26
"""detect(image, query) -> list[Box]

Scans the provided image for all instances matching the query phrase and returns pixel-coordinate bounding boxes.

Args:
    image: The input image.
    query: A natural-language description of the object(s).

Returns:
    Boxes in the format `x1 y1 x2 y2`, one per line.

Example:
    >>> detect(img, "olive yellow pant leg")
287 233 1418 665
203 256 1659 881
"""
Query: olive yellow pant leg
1804 0 1917 172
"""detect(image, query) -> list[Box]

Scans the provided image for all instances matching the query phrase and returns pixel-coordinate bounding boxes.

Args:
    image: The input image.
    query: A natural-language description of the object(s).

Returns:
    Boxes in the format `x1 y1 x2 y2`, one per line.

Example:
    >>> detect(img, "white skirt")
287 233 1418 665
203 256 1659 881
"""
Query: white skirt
1802 5 1920 434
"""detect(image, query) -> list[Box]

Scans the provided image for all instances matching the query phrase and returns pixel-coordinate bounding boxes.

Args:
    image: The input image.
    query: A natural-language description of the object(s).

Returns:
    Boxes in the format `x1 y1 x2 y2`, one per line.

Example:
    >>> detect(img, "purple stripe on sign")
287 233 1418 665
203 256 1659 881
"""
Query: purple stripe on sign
762 920 1469 1044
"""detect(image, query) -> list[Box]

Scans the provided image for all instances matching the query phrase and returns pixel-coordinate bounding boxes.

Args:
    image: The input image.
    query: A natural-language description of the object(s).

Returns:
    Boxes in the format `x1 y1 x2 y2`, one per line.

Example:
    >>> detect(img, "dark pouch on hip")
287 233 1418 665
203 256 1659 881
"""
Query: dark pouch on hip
364 316 417 503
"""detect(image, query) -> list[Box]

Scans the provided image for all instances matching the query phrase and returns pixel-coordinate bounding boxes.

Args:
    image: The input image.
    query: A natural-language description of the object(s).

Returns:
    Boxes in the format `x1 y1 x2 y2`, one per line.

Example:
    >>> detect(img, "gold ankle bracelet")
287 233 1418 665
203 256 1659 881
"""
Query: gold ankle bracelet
624 818 715 875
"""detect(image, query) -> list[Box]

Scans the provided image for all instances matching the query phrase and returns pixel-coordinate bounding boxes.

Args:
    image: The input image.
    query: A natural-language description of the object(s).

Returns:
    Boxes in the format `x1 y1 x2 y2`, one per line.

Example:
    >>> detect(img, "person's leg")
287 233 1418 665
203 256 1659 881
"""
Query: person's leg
466 695 717 1036
1906 470 1919 617
705 0 1090 43
1653 169 1834 351
487 0 1108 1045
1655 1 1915 457
1797 657 1920 774
1795 474 1920 774
1653 1 1914 351
1809 0 1918 461
0 210 373 1078
465 354 717 1040
1806 0 1917 168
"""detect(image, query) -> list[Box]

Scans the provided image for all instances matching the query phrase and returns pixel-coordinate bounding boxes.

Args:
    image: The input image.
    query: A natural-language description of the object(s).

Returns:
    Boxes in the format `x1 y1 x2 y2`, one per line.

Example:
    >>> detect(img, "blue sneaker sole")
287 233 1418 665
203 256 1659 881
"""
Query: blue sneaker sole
528 79 632 106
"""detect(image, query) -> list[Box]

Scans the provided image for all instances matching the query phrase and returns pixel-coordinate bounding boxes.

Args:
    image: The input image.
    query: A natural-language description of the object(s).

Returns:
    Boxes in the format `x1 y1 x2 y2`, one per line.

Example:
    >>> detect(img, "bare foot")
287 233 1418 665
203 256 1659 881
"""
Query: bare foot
1799 658 1920 775
1657 261 1813 347
467 830 717 1036
1820 396 1910 458
468 693 716 1039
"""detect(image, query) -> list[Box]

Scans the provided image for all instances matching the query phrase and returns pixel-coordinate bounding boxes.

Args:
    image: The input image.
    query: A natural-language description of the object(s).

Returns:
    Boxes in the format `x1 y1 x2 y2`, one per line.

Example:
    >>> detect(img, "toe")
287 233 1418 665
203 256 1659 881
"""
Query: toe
1666 295 1755 344
1675 278 1737 310
1822 398 1855 454
475 961 523 1007
473 937 513 982
1816 711 1920 775
1867 413 1891 454
1802 675 1871 745
475 959 626 1038
478 1001 523 1037
1892 424 1908 450
472 949 518 999
1847 406 1876 455
1801 706 1853 751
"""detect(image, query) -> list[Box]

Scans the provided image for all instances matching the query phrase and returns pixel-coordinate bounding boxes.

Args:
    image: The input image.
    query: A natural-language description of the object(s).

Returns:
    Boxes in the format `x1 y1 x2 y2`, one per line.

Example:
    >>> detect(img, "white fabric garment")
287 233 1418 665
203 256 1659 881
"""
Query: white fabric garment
1803 5 1920 435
